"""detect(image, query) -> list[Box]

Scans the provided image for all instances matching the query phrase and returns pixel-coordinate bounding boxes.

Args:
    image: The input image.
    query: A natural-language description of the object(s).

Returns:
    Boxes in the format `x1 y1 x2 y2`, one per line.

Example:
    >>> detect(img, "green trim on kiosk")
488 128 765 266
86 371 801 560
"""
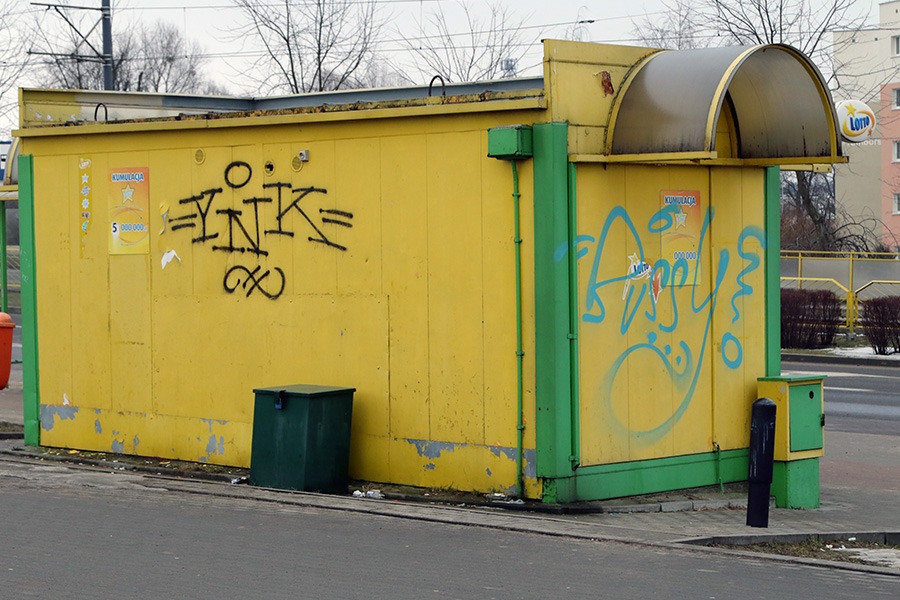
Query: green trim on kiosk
532 122 575 486
547 450 749 502
764 166 781 377
18 155 40 446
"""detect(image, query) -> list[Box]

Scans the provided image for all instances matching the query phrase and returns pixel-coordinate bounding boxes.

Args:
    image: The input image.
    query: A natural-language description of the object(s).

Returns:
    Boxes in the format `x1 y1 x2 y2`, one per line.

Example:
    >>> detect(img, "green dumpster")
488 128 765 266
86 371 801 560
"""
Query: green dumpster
250 384 355 493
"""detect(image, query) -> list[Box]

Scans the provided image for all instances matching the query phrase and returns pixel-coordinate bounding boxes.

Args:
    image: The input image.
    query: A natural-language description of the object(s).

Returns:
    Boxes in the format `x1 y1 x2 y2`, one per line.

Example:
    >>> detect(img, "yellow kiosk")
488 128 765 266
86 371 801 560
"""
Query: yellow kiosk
13 41 843 502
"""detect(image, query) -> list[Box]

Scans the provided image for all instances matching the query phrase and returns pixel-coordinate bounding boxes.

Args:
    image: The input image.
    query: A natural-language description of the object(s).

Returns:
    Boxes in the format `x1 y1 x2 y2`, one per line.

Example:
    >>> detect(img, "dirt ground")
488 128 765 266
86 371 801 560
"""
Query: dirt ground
715 538 900 568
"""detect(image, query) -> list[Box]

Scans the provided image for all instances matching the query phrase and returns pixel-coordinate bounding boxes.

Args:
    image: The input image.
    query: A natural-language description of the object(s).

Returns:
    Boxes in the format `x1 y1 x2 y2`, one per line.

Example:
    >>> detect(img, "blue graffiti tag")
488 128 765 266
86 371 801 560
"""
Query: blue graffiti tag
568 203 764 444
731 227 765 324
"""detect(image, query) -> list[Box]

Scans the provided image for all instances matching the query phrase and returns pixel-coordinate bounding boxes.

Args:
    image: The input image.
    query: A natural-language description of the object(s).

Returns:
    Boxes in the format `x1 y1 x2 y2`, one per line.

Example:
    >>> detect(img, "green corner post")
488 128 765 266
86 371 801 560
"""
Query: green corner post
18 155 40 445
531 122 576 502
764 165 820 508
764 166 781 378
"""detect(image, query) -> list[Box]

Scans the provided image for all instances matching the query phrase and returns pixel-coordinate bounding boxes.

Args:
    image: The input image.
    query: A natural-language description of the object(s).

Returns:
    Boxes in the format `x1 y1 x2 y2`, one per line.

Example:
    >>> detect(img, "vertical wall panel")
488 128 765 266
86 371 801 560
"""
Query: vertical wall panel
381 135 430 441
426 131 485 444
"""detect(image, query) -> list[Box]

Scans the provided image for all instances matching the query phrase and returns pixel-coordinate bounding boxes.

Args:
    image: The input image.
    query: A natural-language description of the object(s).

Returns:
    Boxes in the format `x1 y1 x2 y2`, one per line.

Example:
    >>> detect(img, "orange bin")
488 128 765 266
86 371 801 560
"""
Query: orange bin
0 312 15 390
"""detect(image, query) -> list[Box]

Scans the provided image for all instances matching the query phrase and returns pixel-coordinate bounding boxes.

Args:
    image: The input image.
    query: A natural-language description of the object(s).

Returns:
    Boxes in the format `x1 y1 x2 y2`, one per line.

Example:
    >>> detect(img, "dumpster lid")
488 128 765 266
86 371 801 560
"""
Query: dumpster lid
254 384 356 398
607 44 843 165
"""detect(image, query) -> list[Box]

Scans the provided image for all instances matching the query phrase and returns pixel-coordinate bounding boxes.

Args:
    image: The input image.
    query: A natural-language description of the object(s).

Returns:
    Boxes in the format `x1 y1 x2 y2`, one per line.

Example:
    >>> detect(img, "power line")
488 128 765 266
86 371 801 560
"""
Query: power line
113 0 445 9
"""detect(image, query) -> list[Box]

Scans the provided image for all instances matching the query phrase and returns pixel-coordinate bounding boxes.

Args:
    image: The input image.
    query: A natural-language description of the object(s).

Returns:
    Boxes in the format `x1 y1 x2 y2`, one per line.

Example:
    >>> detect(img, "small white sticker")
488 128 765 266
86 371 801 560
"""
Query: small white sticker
161 249 182 270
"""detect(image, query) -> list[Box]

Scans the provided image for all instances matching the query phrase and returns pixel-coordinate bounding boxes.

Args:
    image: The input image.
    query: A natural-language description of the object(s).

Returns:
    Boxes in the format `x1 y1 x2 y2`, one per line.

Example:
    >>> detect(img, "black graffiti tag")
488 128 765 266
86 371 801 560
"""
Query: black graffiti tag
224 265 286 300
168 161 356 301
266 185 352 251
170 188 223 243
224 161 252 188
212 197 271 256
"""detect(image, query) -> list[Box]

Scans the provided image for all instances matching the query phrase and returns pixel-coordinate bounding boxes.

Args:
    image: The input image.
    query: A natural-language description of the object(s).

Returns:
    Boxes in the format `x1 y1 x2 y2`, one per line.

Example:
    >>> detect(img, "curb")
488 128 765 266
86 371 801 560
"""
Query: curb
782 352 900 368
1 444 748 516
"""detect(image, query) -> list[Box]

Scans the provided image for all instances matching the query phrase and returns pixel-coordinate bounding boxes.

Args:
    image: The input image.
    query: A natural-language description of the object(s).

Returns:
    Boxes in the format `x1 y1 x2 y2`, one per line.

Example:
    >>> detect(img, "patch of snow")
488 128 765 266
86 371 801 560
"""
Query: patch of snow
833 547 900 569
825 346 900 360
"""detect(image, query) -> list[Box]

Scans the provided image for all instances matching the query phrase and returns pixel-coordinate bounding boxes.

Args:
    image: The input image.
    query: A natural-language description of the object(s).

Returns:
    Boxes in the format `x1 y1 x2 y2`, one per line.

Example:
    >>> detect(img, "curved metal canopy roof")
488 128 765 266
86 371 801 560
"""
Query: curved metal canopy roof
607 44 843 164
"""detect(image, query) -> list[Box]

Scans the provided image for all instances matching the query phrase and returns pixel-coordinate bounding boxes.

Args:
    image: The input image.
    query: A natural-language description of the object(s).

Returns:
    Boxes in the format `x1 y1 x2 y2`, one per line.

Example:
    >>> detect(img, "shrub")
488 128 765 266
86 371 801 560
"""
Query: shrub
781 288 842 349
861 296 900 355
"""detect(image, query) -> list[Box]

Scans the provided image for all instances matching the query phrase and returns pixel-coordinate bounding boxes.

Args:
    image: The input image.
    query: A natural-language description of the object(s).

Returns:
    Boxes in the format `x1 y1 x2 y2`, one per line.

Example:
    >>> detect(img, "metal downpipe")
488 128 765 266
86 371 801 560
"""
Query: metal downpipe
511 161 526 498
567 162 580 468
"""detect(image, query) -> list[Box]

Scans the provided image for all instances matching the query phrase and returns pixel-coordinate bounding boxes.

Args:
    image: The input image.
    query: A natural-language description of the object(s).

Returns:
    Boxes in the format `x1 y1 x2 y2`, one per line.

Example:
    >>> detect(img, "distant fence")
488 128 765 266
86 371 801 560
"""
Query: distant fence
781 250 900 332
0 192 18 314
3 245 19 314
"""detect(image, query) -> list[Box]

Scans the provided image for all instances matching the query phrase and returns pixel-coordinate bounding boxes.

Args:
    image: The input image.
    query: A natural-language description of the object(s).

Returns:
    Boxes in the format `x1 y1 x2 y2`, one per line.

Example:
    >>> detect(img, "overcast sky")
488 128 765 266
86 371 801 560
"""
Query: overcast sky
2 0 883 136
107 0 675 87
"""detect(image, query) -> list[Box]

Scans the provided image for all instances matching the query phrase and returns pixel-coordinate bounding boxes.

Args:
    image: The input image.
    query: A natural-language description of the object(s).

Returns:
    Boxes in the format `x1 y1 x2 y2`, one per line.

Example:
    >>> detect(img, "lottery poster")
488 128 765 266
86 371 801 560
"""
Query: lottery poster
659 189 702 284
108 167 150 255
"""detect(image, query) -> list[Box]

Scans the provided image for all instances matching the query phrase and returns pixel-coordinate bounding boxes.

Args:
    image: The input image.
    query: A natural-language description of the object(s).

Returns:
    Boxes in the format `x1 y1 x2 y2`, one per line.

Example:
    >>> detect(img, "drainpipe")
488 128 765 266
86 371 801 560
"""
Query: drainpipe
511 161 526 498
566 162 580 469
486 125 533 498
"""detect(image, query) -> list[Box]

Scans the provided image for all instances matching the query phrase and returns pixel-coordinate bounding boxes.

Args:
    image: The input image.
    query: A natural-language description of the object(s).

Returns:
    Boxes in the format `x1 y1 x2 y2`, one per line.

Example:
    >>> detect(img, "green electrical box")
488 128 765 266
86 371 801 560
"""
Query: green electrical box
757 375 825 461
250 384 355 493
789 383 824 452
487 125 533 159
757 374 826 508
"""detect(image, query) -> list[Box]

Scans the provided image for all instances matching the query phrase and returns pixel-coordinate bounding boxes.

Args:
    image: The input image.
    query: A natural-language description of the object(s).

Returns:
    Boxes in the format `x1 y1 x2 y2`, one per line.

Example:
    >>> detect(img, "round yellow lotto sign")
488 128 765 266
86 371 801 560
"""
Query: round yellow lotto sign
836 100 876 143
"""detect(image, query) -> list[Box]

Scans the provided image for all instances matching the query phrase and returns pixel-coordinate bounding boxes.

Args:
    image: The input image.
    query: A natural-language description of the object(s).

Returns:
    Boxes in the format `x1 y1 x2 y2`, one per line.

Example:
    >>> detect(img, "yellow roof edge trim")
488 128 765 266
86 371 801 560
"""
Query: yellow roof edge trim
571 151 717 163
569 153 847 166
15 96 547 138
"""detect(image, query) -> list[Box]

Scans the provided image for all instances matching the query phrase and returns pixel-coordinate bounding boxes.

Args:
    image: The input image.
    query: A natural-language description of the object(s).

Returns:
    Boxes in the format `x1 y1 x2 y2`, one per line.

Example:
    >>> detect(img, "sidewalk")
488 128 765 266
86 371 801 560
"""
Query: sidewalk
0 384 22 426
2 355 898 576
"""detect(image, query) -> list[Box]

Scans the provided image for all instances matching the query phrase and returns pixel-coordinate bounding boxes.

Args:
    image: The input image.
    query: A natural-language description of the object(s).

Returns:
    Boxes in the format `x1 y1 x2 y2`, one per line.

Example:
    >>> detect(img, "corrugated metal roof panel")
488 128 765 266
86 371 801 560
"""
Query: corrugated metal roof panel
609 44 841 162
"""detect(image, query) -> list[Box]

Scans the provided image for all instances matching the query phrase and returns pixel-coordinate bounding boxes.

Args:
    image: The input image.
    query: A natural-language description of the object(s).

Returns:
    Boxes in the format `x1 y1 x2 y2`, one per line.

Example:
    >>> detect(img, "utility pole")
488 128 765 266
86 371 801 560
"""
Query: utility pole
101 0 113 90
29 1 115 91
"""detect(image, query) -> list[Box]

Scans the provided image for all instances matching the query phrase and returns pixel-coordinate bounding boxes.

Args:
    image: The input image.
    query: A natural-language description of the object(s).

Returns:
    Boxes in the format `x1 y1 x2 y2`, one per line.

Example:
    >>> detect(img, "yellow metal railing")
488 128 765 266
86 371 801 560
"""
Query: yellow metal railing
781 250 900 332
780 276 855 330
782 249 900 260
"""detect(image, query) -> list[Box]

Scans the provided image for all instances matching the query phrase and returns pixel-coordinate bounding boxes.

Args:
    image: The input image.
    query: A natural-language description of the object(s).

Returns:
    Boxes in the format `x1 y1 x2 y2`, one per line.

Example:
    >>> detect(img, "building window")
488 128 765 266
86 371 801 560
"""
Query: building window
895 88 900 108
894 141 900 161
894 193 900 215
893 35 900 55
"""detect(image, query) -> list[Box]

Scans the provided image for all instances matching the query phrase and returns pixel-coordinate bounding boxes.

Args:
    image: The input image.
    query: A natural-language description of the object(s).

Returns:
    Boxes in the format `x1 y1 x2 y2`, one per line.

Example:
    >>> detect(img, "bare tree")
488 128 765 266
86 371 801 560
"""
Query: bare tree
33 18 223 95
632 0 866 84
630 0 700 50
562 7 593 43
400 1 529 83
633 0 876 251
231 0 383 93
0 0 28 135
132 22 222 94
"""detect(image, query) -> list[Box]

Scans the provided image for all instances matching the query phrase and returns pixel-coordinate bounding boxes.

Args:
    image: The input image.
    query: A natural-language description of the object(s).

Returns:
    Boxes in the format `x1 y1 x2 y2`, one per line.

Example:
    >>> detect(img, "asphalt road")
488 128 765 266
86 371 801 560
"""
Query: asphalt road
0 463 897 600
783 359 900 436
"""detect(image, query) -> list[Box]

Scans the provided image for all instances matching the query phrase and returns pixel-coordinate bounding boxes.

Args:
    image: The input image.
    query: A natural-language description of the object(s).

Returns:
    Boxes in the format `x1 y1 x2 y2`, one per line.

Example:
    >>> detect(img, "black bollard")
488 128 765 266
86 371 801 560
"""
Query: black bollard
747 398 777 527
